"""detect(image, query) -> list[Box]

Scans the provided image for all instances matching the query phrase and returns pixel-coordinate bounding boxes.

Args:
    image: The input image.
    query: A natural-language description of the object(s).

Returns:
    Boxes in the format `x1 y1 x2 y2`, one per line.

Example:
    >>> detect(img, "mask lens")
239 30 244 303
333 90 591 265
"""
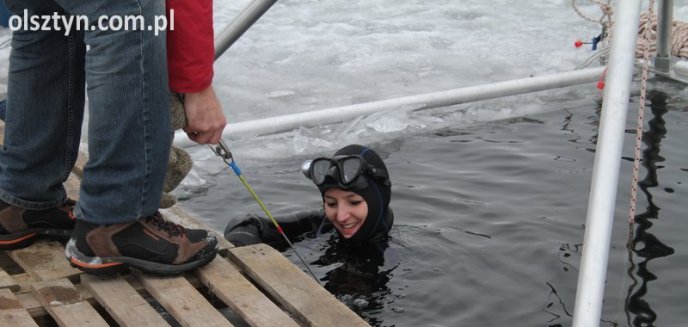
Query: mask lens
311 159 333 185
340 157 362 184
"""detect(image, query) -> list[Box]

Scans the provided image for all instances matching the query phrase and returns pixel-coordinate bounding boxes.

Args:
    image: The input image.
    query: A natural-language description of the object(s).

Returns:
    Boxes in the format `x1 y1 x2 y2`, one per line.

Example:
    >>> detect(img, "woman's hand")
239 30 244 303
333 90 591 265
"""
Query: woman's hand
182 85 227 144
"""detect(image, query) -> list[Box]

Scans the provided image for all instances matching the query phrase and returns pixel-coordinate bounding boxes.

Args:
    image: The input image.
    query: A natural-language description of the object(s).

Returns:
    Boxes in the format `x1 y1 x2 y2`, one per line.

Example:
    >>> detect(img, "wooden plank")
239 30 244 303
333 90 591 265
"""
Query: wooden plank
8 240 81 282
16 271 206 319
136 272 233 327
228 244 370 327
81 274 170 327
11 273 41 298
17 276 97 319
16 292 46 318
0 288 38 327
0 269 19 292
196 257 299 327
31 278 109 327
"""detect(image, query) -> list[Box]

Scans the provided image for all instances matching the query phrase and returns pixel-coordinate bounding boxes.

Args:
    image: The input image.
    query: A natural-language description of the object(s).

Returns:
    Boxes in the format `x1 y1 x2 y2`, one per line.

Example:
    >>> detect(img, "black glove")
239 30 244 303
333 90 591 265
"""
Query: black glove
224 210 324 247
224 214 265 246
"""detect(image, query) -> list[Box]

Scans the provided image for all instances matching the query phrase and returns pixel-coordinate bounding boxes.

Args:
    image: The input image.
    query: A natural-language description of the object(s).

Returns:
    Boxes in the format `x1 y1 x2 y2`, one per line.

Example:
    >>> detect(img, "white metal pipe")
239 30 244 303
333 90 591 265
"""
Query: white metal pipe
572 1 642 326
174 67 604 147
651 59 688 84
214 0 278 61
673 58 688 75
655 0 674 72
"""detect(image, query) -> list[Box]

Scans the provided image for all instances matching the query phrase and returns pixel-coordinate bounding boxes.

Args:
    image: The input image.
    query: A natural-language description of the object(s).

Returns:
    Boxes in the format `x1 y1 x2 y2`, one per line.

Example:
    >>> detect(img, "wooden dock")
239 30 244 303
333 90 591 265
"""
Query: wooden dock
0 123 370 327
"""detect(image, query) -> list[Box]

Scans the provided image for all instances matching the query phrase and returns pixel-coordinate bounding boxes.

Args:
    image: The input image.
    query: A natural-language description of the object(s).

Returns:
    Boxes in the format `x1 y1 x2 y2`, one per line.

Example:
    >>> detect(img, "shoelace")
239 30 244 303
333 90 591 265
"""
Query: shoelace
60 198 76 211
145 212 186 237
59 198 77 220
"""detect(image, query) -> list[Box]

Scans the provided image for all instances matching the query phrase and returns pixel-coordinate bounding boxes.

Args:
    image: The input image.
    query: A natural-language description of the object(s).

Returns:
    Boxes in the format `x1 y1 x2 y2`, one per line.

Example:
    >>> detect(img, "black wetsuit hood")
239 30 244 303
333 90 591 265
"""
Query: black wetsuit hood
317 144 393 246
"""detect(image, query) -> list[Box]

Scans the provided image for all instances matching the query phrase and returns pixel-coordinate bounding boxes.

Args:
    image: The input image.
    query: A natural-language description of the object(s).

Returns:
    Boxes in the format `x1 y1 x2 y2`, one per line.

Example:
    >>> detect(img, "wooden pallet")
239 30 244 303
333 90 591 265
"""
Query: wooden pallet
0 122 370 326
1 240 369 327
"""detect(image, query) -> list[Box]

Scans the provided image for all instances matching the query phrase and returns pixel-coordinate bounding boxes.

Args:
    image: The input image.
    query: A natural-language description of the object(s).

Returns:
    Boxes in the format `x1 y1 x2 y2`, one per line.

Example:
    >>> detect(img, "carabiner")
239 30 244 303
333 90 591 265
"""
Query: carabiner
208 139 233 162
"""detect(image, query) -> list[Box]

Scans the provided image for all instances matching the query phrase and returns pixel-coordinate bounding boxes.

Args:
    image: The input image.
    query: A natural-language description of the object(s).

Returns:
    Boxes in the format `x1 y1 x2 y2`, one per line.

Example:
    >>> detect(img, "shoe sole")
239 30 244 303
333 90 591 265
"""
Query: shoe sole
65 237 219 276
0 228 73 250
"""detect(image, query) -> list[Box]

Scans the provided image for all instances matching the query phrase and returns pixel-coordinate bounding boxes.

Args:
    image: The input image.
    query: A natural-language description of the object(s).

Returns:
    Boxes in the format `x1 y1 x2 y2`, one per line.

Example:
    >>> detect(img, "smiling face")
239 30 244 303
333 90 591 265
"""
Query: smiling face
323 188 369 239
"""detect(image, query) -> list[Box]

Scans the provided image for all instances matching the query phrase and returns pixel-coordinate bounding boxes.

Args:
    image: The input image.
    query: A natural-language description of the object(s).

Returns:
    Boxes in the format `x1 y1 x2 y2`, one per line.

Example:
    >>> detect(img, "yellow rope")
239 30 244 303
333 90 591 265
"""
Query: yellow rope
232 166 320 283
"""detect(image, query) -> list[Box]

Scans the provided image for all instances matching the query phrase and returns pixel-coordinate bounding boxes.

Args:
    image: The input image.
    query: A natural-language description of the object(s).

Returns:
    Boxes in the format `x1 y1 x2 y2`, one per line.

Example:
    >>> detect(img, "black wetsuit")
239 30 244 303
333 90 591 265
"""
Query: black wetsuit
224 210 399 299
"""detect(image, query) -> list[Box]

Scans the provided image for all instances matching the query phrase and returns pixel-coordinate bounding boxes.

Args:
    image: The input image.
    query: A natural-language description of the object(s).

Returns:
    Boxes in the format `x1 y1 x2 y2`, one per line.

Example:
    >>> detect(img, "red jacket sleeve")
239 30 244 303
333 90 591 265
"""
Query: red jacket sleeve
166 0 214 93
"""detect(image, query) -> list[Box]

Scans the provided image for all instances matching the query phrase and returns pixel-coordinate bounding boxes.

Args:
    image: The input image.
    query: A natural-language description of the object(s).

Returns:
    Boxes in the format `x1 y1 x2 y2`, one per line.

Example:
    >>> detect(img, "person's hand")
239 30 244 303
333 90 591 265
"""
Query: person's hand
182 85 227 144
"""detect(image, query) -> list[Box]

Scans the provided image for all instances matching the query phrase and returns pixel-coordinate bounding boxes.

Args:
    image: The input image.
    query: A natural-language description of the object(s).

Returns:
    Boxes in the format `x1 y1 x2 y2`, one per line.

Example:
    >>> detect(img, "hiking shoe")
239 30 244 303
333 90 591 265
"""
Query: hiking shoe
0 198 76 250
65 211 218 276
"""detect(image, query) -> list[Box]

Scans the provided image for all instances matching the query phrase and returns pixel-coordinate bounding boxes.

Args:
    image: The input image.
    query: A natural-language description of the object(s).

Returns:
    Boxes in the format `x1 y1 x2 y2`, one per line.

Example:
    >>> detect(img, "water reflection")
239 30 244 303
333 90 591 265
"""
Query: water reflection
625 91 675 327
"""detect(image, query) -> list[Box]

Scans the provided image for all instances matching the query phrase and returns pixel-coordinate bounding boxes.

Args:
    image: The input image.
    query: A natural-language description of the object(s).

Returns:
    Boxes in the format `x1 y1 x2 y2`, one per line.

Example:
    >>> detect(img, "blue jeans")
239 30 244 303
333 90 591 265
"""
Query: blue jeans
0 0 171 224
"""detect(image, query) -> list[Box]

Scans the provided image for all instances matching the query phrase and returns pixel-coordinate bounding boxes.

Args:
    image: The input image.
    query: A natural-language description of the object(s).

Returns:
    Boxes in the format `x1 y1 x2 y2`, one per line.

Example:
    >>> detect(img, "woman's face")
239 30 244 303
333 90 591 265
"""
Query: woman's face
323 188 369 239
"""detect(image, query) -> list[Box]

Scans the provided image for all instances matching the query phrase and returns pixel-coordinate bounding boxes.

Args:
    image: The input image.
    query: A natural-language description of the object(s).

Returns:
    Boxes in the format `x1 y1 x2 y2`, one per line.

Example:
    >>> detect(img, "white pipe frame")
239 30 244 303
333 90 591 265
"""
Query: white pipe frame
173 67 605 148
655 0 674 73
214 0 278 61
571 1 642 326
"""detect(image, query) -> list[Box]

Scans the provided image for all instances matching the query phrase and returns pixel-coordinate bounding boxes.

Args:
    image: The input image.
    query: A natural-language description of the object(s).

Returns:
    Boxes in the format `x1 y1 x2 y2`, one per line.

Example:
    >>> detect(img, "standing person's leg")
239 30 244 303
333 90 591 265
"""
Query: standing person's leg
67 0 172 222
0 0 84 249
57 0 217 275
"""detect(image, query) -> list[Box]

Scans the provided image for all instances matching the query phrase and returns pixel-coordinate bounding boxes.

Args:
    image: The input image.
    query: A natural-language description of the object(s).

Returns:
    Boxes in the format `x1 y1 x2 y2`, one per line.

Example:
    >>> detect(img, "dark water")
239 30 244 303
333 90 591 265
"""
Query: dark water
183 82 688 327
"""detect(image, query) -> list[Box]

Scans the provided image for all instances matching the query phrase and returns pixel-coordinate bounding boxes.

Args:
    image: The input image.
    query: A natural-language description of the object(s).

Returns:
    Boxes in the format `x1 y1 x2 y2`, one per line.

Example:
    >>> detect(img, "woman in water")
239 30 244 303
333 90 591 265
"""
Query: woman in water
225 144 397 300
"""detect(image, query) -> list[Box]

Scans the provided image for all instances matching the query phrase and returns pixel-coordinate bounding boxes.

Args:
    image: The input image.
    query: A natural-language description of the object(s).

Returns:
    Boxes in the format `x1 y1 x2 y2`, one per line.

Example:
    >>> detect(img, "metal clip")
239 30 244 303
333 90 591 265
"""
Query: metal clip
208 139 233 163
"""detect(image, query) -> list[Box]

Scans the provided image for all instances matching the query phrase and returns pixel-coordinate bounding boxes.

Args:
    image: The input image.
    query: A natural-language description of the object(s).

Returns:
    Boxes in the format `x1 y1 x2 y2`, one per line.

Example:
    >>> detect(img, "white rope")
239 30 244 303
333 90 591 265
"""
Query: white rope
573 1 664 225
575 47 610 69
571 0 613 25
571 0 613 68
628 0 655 225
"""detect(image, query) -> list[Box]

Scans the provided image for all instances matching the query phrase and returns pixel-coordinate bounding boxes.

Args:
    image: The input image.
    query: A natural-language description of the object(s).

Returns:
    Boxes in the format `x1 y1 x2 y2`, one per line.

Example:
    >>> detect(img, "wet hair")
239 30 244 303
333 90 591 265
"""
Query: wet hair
316 144 393 244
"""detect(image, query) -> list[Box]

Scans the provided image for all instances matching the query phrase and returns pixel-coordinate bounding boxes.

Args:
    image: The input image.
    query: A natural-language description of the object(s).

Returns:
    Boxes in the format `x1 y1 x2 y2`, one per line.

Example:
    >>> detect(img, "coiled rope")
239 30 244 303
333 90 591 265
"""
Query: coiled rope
573 0 688 60
636 9 688 59
571 0 613 30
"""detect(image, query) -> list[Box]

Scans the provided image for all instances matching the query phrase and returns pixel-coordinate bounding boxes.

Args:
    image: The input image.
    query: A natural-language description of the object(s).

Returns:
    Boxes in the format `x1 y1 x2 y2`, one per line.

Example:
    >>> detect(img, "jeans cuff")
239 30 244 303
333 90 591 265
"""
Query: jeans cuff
0 187 66 210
